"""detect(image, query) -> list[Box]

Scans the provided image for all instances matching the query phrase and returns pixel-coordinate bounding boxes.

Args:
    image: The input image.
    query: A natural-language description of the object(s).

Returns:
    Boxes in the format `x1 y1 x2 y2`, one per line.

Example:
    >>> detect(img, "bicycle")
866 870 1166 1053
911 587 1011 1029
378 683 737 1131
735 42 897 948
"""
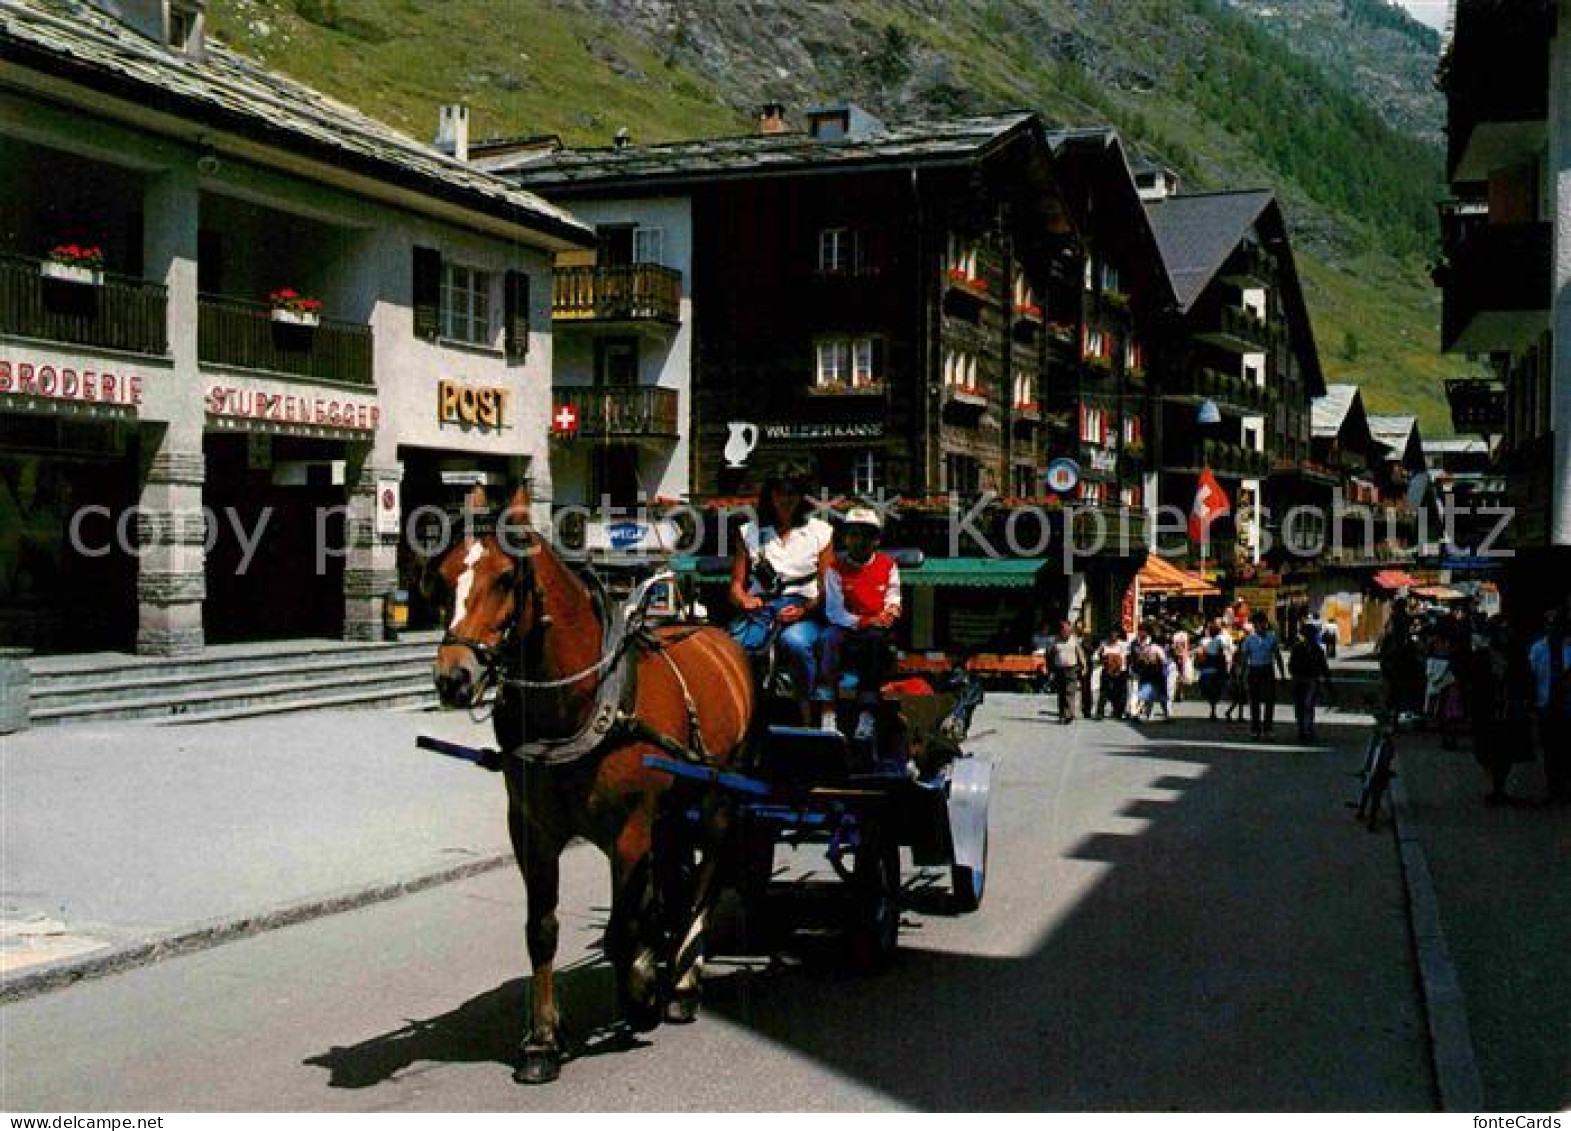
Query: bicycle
1353 707 1399 831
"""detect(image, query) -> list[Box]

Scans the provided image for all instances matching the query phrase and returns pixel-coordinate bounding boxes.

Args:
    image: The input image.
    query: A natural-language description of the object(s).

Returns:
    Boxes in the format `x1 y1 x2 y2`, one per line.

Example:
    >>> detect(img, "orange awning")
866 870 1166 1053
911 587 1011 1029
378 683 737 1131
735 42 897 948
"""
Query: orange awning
1373 570 1418 592
1138 556 1220 597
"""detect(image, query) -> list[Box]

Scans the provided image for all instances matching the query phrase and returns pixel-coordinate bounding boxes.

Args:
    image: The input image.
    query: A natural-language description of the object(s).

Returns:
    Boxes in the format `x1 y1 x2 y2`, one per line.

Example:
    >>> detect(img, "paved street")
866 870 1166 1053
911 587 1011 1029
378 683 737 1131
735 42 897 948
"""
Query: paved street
1 695 1435 1111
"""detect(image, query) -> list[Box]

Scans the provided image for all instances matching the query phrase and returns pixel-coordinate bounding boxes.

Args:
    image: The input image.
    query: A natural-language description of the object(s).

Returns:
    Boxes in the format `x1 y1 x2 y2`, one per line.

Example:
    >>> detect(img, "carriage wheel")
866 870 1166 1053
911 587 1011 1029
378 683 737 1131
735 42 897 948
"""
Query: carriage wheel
950 824 988 913
847 828 900 972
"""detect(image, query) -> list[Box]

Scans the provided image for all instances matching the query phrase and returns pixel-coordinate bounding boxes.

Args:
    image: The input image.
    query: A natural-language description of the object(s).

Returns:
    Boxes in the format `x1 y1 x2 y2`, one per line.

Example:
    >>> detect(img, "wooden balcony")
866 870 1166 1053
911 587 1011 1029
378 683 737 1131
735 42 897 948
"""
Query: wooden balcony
1170 440 1270 479
554 385 678 441
1197 305 1269 353
198 295 373 386
553 263 681 327
0 253 167 356
1438 222 1551 354
1166 367 1272 415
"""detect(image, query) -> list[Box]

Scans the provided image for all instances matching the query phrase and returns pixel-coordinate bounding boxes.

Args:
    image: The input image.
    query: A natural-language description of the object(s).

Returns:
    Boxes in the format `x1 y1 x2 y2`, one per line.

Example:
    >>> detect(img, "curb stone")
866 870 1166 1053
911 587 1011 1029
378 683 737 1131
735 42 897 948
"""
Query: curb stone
0 853 514 1006
1389 771 1486 1111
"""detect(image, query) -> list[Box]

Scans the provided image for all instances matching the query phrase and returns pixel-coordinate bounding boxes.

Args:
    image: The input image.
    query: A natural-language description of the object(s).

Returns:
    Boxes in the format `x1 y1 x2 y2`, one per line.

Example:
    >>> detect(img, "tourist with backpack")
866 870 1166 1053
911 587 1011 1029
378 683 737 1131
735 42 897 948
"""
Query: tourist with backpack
1094 629 1130 720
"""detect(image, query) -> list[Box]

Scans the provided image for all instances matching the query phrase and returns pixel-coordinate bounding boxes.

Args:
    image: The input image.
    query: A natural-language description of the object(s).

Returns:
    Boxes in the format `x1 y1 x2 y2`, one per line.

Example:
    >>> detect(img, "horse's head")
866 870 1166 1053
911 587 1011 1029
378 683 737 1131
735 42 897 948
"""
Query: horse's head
432 488 542 708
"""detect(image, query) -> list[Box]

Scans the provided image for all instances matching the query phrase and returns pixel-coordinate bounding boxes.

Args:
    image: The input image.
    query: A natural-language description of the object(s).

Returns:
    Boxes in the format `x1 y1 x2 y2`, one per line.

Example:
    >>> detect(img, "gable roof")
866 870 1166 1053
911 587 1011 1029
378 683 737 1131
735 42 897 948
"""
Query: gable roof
494 111 1042 192
1312 384 1362 439
1143 190 1275 311
1367 414 1424 465
0 0 591 247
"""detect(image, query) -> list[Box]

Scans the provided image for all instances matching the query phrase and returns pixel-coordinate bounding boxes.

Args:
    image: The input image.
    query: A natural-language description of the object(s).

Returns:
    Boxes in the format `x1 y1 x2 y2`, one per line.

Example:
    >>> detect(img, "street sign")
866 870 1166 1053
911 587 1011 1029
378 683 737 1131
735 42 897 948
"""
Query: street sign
1044 458 1080 494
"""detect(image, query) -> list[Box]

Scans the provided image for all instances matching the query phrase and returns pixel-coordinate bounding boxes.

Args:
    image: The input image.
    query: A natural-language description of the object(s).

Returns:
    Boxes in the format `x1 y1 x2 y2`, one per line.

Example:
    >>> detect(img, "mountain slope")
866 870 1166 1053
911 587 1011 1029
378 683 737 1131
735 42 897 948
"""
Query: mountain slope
208 0 1481 434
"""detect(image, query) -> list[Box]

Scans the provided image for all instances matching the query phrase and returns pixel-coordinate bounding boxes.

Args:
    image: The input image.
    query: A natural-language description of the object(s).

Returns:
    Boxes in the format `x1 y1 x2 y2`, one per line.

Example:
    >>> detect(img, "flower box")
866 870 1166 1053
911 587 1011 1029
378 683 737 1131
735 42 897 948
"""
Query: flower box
949 385 987 407
1015 303 1044 321
809 380 882 396
40 261 103 286
270 308 320 327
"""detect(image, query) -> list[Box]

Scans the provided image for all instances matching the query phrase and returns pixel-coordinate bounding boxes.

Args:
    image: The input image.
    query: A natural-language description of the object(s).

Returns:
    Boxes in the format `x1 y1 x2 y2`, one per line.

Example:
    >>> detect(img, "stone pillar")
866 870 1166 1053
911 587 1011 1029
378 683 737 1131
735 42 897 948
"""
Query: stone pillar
1550 0 1571 547
136 165 205 656
343 447 399 642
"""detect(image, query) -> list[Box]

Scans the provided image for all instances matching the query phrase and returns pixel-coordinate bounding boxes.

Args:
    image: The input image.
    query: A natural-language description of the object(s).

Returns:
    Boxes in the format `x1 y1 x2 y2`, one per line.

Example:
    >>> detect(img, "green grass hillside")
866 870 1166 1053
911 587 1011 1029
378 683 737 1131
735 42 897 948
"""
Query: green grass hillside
208 0 1483 435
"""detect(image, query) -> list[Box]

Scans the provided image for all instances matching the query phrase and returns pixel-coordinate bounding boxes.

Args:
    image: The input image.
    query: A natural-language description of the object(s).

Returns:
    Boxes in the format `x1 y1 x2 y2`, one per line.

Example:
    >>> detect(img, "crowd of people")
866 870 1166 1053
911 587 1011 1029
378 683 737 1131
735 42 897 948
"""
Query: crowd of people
1037 607 1332 740
1377 600 1570 806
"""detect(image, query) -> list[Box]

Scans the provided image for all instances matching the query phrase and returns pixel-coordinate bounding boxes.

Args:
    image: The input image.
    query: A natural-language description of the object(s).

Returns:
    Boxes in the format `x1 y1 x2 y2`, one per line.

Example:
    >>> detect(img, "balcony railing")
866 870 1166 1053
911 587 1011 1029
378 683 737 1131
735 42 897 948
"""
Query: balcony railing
198 295 373 386
0 253 168 356
553 263 682 325
1438 222 1551 354
1202 305 1269 351
554 385 679 440
1168 440 1270 479
1168 367 1272 414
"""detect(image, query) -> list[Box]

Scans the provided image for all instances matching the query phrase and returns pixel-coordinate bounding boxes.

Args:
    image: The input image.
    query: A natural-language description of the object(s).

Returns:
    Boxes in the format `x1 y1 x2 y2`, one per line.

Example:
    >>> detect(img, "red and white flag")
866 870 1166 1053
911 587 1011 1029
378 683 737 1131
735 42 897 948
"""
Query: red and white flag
1189 467 1231 543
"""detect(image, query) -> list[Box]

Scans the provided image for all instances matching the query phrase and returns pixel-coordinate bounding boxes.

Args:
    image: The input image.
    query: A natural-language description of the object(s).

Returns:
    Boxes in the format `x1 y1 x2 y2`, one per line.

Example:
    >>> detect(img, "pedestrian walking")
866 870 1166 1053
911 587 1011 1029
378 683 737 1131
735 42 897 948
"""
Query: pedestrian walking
1288 620 1332 741
1224 619 1251 722
1321 615 1339 659
1463 618 1518 805
1239 612 1286 737
1526 607 1571 804
1094 629 1130 720
1197 619 1229 720
1048 620 1088 725
1134 627 1170 722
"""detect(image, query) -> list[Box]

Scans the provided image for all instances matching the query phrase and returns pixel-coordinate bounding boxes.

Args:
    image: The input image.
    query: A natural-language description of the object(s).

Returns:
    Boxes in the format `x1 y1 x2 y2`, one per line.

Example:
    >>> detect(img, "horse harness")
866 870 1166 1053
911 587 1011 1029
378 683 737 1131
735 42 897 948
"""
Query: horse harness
442 537 712 769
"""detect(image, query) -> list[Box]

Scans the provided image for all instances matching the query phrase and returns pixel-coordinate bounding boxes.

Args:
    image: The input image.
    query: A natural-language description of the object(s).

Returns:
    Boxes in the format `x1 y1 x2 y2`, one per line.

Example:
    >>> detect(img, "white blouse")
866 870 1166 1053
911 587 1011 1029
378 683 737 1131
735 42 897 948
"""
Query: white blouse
740 516 833 601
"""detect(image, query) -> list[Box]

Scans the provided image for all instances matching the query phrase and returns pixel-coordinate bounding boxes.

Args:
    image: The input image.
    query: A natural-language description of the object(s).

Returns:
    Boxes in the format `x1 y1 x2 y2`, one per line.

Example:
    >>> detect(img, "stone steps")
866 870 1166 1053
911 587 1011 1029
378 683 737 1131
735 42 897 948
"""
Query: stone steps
25 633 445 726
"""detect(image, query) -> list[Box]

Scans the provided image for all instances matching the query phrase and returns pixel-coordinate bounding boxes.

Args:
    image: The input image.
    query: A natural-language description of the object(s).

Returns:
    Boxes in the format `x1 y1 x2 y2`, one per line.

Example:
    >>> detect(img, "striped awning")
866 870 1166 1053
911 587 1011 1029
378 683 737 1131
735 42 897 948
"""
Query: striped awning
1137 555 1218 596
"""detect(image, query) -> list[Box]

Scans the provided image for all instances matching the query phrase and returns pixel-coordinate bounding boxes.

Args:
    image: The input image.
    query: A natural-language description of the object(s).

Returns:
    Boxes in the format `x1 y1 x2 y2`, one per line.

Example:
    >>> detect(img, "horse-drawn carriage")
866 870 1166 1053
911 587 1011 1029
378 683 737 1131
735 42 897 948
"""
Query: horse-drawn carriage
422 491 992 1083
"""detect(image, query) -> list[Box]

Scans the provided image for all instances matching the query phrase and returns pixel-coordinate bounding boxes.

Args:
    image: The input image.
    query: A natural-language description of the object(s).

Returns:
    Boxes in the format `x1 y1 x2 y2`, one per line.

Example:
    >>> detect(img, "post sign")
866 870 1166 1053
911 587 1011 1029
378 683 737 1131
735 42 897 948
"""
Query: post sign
438 379 508 430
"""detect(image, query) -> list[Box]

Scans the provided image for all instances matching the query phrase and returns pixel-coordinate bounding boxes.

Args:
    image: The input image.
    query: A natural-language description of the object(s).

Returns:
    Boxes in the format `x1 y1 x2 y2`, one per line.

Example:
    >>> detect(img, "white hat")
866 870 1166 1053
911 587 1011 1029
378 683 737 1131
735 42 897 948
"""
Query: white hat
843 506 882 530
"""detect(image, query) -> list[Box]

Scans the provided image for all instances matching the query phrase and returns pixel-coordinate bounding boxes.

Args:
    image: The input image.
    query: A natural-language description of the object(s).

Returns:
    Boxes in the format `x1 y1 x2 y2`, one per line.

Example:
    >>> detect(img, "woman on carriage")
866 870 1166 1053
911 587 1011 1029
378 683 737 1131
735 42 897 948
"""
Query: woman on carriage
729 461 835 725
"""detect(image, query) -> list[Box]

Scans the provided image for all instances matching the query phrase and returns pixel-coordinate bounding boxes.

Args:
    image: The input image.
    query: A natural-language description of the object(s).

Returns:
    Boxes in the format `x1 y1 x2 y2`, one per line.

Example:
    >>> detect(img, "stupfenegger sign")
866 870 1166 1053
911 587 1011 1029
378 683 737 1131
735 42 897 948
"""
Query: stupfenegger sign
0 358 143 407
206 383 379 433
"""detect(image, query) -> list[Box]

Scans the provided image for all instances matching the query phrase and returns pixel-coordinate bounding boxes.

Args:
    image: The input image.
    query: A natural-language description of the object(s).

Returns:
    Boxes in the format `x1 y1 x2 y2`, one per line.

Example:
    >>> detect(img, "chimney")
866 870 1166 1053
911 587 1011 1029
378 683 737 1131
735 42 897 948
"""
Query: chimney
434 104 470 162
758 102 788 135
1135 165 1181 202
613 127 631 149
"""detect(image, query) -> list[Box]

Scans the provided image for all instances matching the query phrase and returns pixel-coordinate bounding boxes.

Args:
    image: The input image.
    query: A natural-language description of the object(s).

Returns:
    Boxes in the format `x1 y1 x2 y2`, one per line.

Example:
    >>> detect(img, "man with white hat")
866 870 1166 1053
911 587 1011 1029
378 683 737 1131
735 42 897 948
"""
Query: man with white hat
817 505 902 742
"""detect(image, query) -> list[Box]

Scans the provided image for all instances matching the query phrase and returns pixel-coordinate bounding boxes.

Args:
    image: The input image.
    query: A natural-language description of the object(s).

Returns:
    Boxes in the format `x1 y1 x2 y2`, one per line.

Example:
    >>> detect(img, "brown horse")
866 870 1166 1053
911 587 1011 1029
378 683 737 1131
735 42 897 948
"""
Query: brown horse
431 488 753 1084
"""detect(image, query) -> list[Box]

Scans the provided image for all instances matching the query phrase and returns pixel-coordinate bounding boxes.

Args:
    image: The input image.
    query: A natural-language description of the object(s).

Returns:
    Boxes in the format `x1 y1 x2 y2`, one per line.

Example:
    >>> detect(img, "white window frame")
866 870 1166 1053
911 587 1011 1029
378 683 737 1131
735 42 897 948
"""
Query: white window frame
441 261 494 346
815 339 848 386
1086 328 1105 359
819 227 862 275
852 337 876 387
1102 263 1120 292
633 227 665 266
852 450 880 496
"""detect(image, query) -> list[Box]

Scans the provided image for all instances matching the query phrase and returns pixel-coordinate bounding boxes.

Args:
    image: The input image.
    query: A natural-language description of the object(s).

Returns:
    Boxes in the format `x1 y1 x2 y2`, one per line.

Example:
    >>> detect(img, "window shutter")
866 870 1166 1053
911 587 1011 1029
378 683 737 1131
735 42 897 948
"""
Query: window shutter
413 246 441 341
504 270 530 360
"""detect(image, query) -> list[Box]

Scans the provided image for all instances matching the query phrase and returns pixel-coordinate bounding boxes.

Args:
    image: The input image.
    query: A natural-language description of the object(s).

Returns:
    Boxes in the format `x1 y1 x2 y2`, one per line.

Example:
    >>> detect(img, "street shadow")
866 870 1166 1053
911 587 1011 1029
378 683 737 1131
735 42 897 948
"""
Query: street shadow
304 719 1447 1110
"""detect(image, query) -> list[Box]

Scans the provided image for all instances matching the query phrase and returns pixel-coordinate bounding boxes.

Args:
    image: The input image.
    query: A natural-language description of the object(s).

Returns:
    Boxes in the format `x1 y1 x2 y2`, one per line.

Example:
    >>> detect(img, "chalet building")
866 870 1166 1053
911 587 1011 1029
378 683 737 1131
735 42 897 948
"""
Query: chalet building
1434 0 1569 620
504 105 1165 644
1308 388 1432 642
0 0 590 655
1042 127 1176 626
1143 183 1325 610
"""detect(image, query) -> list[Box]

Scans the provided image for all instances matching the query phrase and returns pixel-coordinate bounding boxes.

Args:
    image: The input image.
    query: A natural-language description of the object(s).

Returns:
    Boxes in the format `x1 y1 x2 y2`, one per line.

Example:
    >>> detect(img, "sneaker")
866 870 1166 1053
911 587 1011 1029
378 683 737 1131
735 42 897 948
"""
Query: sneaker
853 711 877 744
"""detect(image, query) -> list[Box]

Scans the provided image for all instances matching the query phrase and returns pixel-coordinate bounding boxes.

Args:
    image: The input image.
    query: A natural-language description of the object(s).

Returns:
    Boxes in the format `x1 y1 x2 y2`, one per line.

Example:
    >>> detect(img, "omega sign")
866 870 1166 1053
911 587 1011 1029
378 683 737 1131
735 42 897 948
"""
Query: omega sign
438 379 508 430
0 358 143 407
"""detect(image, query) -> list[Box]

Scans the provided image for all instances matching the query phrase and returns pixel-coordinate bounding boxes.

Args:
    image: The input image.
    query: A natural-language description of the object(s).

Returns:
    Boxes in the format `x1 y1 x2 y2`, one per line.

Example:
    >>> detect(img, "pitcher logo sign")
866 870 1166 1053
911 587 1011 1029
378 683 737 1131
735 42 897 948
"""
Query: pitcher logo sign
725 421 759 468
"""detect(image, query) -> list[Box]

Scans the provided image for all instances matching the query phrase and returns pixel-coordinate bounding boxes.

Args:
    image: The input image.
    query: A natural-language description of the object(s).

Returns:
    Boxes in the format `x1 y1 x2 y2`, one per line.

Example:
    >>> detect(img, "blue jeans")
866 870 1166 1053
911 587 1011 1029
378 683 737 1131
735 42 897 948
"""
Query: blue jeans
816 625 891 706
730 597 821 700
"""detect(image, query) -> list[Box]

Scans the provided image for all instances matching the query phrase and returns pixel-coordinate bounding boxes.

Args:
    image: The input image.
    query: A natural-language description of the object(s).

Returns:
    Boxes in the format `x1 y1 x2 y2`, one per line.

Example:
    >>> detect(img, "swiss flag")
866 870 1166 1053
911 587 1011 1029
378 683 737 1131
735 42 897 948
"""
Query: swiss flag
551 403 579 435
1189 467 1231 543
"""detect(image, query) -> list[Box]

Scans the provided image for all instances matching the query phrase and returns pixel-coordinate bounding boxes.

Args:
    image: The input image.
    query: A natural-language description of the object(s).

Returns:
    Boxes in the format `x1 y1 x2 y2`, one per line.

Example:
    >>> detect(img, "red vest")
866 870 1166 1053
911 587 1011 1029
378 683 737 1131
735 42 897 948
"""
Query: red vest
834 553 897 620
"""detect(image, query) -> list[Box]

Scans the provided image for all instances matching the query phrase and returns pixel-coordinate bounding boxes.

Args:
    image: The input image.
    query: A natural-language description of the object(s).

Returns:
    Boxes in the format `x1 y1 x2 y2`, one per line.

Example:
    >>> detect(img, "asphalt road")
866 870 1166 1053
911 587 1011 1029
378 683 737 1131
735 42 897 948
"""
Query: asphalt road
0 697 1435 1111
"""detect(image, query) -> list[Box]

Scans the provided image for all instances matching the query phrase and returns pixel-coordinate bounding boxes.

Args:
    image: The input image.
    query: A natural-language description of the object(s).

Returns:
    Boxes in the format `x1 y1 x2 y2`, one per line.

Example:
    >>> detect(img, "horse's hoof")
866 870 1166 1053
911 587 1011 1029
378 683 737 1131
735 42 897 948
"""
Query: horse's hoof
624 998 663 1034
665 993 700 1025
514 1043 561 1086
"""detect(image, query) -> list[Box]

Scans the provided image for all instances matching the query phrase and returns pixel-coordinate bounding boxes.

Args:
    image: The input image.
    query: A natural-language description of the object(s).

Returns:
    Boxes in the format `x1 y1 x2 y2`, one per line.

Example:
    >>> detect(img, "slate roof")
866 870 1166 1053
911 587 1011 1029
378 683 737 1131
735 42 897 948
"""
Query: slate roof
1312 384 1362 439
1143 190 1275 311
493 111 1042 190
1367 414 1420 461
0 0 591 246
